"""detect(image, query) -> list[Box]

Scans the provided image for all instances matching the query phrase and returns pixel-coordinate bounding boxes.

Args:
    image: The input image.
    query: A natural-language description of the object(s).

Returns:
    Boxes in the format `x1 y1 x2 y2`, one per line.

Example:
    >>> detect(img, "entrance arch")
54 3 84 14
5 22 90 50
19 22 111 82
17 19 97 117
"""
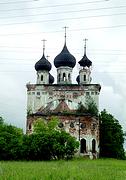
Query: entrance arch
80 139 86 153
92 139 96 153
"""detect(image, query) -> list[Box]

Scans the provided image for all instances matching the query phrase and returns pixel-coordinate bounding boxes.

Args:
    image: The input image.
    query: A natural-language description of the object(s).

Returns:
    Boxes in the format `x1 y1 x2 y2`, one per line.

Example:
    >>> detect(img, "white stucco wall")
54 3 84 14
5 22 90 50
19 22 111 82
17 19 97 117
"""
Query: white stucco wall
27 84 100 114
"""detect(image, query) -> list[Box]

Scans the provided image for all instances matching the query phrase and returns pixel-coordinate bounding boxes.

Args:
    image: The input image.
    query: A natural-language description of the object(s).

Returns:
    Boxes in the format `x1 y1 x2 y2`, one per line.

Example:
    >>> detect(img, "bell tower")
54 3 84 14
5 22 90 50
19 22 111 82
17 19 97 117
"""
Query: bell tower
77 39 92 85
35 40 54 84
54 27 76 84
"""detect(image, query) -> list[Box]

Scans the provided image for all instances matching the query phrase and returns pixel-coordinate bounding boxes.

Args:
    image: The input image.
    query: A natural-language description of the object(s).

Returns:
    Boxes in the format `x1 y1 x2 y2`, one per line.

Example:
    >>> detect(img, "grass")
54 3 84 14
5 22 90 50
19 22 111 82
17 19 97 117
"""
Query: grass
0 158 126 180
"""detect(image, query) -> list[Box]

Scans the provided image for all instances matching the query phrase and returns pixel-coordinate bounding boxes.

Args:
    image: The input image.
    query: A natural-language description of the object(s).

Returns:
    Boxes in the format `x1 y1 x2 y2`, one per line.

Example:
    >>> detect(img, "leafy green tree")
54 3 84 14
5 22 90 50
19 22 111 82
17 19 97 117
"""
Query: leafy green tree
77 97 98 116
99 109 125 159
50 130 79 160
24 117 79 160
0 121 23 160
85 96 98 116
48 116 59 131
33 118 48 133
0 116 4 125
0 116 78 160
76 102 87 114
33 117 59 133
22 132 52 160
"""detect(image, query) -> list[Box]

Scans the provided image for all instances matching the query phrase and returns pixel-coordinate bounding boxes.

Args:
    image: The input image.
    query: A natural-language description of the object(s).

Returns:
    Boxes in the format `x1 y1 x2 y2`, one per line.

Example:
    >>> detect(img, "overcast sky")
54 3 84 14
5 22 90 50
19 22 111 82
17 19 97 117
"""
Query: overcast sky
0 0 126 132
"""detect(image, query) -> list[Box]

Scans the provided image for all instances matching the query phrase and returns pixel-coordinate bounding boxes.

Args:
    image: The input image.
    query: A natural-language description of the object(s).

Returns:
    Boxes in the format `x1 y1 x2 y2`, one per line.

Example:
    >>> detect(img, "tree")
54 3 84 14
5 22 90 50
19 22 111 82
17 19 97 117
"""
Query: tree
0 116 4 125
0 121 23 160
77 102 87 114
33 117 59 134
77 96 98 117
99 109 125 159
49 130 79 160
24 117 79 160
0 116 78 160
85 96 98 116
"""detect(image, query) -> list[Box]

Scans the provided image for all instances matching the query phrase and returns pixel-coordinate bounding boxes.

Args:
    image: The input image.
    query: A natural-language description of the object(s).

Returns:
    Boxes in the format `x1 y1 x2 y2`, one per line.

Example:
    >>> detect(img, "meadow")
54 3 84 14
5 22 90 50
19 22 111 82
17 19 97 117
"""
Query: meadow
0 158 126 180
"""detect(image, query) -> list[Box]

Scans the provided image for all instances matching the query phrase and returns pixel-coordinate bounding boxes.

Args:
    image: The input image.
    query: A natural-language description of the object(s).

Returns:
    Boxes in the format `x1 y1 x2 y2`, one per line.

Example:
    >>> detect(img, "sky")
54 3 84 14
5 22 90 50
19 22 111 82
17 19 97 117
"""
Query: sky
0 0 126 133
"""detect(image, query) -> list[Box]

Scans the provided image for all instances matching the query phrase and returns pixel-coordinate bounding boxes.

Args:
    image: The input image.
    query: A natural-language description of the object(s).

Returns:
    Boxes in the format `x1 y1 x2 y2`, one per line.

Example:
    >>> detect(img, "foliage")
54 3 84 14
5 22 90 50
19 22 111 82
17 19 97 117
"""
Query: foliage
24 117 79 160
49 130 79 160
0 116 4 124
33 117 59 133
77 96 98 116
0 120 23 160
27 109 33 116
33 118 48 133
0 116 78 160
85 96 98 116
99 109 125 159
76 102 87 114
22 132 52 160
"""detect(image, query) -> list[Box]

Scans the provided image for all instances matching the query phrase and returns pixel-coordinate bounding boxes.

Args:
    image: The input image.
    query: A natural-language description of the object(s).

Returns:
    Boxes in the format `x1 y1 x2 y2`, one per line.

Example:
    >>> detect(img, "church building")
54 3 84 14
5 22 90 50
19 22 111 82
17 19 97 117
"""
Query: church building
26 29 101 158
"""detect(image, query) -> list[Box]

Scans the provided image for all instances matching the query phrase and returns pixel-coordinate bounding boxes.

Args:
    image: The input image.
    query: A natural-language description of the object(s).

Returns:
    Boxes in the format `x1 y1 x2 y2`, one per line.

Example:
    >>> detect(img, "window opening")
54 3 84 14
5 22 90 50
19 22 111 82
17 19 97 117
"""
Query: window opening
58 73 61 82
80 139 86 153
68 73 71 81
84 75 86 81
41 75 43 81
92 139 96 153
63 73 66 81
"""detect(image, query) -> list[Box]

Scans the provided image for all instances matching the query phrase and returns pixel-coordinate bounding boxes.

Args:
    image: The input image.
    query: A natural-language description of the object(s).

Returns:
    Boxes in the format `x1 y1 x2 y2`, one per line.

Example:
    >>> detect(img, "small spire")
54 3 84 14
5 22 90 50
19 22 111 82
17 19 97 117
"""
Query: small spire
41 39 47 55
63 26 68 44
83 38 88 55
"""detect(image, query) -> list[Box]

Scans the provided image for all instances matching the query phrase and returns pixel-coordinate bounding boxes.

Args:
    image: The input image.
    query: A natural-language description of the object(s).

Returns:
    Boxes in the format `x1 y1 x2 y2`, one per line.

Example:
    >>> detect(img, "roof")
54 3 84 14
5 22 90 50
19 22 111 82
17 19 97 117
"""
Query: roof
78 54 92 68
54 43 76 68
53 100 71 113
35 53 52 71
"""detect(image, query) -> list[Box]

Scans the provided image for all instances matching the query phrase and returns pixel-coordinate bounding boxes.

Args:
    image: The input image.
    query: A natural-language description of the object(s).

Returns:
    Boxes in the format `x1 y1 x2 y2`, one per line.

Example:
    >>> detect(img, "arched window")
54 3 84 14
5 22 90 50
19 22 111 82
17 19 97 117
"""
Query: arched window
80 139 86 153
58 73 61 82
68 73 71 81
58 122 64 128
41 75 43 81
29 124 31 130
92 139 96 153
84 75 86 81
63 73 66 81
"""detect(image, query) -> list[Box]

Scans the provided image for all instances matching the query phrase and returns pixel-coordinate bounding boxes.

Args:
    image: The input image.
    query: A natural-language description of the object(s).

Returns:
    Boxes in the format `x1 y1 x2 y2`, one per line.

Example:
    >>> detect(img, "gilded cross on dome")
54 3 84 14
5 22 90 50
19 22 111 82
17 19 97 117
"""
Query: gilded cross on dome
83 38 88 55
63 26 68 44
41 39 47 54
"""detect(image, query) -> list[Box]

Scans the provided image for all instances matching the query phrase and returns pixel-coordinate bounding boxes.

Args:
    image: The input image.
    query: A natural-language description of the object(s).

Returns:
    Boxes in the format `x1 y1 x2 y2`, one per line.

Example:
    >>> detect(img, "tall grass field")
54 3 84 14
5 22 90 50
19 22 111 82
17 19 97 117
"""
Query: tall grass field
0 159 126 180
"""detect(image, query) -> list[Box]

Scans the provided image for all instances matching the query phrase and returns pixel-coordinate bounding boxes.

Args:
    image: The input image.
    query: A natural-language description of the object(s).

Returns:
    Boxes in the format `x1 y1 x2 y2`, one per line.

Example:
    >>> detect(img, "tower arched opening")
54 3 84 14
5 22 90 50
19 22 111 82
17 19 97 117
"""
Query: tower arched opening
92 139 96 153
80 138 86 153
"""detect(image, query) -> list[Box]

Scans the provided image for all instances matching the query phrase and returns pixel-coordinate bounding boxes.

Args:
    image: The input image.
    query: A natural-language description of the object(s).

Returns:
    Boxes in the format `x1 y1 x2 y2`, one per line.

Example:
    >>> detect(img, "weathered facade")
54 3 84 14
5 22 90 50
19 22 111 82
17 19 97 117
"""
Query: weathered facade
26 36 101 158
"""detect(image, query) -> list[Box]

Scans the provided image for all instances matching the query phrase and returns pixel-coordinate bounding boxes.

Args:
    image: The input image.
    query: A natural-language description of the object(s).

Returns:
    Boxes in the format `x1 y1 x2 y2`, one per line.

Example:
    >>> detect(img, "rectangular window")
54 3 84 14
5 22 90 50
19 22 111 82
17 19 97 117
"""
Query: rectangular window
91 92 94 95
37 92 40 95
41 75 43 81
95 92 99 95
84 75 86 81
86 92 90 96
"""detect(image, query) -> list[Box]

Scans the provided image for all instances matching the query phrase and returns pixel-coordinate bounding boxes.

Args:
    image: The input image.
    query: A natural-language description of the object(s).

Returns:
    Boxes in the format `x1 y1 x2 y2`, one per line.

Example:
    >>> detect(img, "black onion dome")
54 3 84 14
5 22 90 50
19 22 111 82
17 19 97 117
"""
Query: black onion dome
49 73 54 84
76 75 80 84
35 53 52 71
54 43 76 68
78 54 92 68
